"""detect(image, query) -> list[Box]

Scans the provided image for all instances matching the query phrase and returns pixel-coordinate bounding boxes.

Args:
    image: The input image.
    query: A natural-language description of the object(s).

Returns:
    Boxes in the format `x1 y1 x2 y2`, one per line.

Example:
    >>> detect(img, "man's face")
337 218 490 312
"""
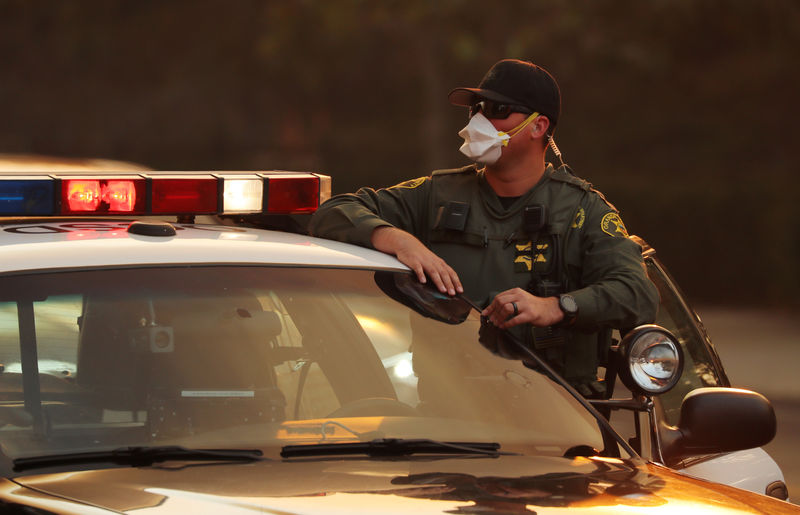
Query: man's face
486 111 546 167
491 111 550 152
499 113 532 164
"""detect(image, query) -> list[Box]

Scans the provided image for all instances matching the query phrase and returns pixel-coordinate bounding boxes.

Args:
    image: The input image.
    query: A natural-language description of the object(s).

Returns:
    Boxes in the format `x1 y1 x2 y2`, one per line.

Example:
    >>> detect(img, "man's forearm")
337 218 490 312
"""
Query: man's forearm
370 226 412 255
371 226 463 296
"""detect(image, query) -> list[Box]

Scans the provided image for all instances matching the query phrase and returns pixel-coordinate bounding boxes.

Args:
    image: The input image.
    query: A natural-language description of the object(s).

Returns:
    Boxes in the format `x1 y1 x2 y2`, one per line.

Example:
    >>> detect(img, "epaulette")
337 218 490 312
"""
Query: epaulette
549 165 592 191
590 187 618 212
431 164 478 177
550 165 618 211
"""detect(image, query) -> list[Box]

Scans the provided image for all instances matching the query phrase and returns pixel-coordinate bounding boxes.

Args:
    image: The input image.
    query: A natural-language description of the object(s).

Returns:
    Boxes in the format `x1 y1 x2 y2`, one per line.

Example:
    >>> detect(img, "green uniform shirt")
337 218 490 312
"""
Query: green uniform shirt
309 164 658 387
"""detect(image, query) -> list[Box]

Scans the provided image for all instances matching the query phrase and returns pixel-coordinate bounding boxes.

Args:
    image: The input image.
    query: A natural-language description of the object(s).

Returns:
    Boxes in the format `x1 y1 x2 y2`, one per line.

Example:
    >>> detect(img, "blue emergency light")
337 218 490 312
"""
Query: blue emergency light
0 179 55 215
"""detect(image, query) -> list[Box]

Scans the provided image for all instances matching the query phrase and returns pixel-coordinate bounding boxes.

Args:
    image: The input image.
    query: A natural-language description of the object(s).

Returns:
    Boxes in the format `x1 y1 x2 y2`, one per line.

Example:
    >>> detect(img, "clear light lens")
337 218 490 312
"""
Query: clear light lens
318 175 332 205
629 332 681 394
223 178 263 213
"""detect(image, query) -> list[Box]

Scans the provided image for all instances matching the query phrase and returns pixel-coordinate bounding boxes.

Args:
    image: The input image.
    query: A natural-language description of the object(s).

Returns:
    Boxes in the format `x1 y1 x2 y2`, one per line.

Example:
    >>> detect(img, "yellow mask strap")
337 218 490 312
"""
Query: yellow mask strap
499 112 540 146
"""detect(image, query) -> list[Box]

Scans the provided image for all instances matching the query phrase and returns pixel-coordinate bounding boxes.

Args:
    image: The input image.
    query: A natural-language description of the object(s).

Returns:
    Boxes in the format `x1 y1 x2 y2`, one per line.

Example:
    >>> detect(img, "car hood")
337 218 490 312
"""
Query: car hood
5 455 797 514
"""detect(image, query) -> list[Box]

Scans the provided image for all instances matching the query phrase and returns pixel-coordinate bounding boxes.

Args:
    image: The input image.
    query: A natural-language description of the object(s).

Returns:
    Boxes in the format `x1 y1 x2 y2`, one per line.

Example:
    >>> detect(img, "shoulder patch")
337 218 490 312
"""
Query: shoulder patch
601 212 629 237
389 176 428 190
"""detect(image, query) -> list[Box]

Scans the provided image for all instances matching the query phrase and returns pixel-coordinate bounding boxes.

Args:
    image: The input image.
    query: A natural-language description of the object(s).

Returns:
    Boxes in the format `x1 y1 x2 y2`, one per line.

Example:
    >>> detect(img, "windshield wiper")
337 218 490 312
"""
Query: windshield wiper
280 438 517 458
13 445 265 472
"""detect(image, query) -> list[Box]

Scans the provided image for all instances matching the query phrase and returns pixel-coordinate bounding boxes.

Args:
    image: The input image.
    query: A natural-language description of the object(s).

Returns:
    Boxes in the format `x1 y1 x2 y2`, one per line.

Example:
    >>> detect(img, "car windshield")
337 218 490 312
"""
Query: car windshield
0 266 617 463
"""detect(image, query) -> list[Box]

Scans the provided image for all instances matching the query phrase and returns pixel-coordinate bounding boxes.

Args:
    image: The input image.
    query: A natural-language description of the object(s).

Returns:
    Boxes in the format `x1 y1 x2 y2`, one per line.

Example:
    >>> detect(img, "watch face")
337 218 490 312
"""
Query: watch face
560 294 578 314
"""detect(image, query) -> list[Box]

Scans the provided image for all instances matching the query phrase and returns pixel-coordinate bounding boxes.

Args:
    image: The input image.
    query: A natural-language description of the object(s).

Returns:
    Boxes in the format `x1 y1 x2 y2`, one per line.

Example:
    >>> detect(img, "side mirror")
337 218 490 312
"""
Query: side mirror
374 272 472 325
661 387 776 466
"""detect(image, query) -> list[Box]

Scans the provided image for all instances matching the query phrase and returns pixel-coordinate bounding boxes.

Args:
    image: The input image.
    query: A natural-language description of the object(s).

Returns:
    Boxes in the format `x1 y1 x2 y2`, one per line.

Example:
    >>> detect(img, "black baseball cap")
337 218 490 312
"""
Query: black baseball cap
448 59 561 127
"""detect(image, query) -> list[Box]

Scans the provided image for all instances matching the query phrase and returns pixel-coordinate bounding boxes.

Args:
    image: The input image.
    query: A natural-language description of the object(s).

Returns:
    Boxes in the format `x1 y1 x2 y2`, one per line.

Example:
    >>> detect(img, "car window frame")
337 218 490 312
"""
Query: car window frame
640 248 735 465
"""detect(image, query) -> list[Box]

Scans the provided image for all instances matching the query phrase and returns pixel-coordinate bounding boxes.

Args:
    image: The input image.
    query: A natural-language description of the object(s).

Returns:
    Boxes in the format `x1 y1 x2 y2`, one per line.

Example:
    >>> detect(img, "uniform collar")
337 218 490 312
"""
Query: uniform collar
478 163 555 218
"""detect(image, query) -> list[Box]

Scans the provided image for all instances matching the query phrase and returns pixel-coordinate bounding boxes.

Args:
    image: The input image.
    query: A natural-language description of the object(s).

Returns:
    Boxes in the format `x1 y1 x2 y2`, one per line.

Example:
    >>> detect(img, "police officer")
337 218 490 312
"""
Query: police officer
309 59 659 396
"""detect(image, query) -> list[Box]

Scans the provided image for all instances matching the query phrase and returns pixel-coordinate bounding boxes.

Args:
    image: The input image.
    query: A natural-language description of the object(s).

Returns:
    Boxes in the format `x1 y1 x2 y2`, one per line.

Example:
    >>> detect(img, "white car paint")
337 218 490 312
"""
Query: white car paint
0 221 408 273
680 448 786 496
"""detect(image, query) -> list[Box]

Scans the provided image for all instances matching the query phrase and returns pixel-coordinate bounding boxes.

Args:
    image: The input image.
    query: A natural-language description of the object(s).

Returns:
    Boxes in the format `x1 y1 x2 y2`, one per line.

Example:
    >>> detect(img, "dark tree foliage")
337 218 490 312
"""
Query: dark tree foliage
0 0 797 305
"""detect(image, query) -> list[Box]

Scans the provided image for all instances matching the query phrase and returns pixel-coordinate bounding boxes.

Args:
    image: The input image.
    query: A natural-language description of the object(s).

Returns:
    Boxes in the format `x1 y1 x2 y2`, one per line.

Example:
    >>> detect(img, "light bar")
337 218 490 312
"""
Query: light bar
0 171 330 217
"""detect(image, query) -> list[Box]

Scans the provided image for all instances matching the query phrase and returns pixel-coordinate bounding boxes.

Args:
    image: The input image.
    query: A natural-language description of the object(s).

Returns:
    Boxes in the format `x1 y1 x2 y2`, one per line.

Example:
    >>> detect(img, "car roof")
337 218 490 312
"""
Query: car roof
0 220 407 274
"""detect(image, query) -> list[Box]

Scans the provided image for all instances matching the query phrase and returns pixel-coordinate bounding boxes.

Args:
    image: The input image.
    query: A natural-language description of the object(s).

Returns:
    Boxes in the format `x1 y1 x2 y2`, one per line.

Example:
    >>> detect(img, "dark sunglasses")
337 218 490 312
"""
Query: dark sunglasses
469 100 533 119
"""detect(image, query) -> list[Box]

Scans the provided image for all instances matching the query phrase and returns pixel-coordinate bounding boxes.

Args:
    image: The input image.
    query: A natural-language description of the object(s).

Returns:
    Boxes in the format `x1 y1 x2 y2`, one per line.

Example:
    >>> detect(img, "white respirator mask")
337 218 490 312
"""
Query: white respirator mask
458 111 539 165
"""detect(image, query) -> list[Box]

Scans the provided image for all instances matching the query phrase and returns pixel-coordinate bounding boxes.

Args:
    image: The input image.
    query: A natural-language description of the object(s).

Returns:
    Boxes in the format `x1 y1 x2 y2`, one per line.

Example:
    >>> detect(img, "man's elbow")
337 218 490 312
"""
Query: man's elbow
632 278 660 326
308 205 352 240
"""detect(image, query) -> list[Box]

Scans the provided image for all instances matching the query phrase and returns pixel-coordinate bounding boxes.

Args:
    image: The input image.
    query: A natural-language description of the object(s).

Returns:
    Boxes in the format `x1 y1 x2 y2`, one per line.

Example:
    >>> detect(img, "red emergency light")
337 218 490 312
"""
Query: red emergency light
151 177 218 214
64 180 100 212
265 175 322 214
61 178 146 214
104 180 138 212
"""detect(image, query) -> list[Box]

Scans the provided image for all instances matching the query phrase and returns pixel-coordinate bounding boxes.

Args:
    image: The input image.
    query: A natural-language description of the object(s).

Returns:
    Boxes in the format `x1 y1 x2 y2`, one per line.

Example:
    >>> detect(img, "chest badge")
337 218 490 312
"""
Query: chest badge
514 241 549 272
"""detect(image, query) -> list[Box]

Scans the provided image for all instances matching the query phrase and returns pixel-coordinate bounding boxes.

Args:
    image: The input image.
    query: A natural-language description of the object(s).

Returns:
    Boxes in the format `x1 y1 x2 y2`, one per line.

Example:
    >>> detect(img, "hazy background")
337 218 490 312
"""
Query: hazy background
1 0 799 500
2 0 798 307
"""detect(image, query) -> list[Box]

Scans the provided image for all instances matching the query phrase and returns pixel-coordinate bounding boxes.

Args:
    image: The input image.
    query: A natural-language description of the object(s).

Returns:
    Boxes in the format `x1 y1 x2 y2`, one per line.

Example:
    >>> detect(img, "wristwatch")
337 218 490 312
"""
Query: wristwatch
558 294 579 326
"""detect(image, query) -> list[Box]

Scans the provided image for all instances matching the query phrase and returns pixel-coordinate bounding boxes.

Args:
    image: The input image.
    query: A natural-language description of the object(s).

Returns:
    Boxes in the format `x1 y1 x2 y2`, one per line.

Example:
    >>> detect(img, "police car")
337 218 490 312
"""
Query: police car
0 166 795 514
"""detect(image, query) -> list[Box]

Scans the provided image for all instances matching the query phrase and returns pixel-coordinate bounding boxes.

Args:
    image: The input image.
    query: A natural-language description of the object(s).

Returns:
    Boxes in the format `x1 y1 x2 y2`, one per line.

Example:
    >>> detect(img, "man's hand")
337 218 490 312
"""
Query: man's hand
371 226 463 296
481 288 563 329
